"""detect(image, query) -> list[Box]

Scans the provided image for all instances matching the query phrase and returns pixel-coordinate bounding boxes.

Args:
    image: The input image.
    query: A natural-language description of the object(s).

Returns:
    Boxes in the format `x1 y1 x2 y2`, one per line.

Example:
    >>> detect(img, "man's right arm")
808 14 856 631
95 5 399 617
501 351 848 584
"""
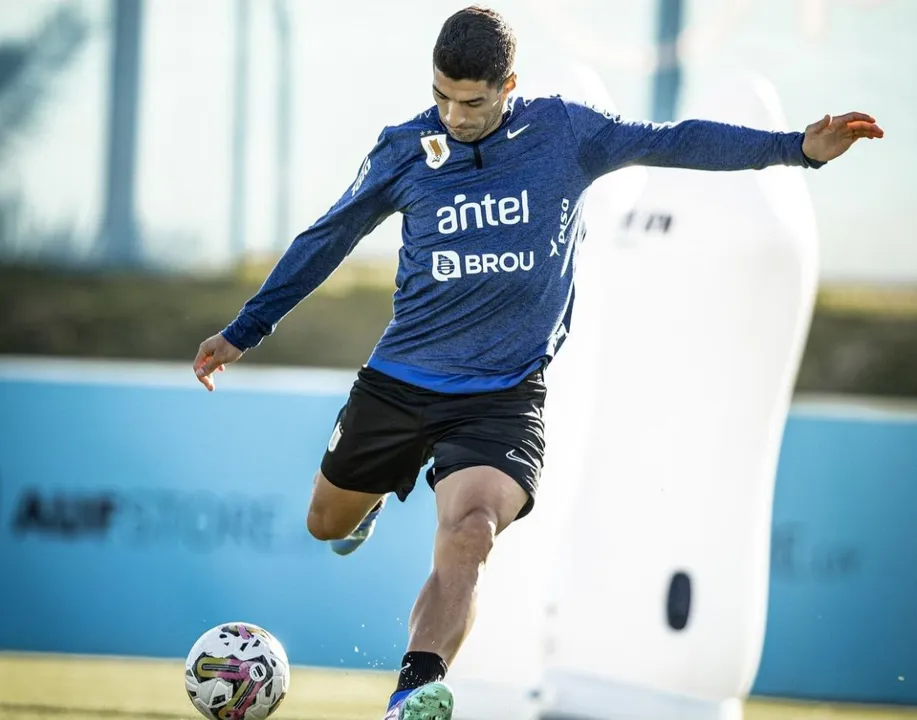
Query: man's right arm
221 129 398 352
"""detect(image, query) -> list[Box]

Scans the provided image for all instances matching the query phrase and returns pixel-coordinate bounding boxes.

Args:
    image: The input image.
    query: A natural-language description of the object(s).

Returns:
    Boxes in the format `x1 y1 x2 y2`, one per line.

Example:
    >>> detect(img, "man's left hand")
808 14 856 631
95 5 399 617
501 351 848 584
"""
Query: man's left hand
802 112 884 163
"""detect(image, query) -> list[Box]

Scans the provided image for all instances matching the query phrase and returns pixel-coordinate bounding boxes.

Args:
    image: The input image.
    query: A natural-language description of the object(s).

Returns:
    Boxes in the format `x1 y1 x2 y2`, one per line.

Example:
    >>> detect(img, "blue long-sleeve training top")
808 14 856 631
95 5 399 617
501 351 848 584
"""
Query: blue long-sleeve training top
221 94 825 393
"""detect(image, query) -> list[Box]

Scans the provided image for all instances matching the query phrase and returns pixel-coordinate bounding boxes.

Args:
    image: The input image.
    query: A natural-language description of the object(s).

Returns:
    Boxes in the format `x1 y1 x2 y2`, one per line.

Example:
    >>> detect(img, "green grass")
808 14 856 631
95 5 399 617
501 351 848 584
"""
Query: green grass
0 653 391 720
1 653 915 720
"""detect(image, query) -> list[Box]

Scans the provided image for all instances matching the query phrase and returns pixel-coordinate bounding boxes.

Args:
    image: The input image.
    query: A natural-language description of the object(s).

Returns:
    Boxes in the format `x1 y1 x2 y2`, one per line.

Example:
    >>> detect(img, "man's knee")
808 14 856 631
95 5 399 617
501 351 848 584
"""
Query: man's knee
306 470 382 541
306 505 351 542
306 470 350 541
439 508 498 565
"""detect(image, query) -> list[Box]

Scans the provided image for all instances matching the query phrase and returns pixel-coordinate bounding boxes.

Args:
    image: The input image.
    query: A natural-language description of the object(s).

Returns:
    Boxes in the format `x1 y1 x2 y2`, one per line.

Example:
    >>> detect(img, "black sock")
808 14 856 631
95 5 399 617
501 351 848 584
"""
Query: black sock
395 651 448 693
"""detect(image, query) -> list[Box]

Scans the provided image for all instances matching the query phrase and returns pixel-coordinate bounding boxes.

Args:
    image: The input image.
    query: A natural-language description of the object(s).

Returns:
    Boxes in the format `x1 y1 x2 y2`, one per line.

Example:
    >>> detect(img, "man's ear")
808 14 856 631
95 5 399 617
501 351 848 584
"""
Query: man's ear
503 72 517 98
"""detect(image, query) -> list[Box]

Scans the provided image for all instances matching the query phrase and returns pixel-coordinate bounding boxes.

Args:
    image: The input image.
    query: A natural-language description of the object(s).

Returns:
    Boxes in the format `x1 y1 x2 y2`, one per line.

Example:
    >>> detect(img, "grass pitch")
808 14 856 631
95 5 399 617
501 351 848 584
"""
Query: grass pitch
0 653 914 720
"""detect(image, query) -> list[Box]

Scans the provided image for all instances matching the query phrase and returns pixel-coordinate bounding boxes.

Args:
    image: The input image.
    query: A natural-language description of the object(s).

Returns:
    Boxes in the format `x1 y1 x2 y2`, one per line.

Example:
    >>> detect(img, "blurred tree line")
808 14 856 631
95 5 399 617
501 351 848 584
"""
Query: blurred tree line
0 6 90 263
1 261 915 398
0 6 88 161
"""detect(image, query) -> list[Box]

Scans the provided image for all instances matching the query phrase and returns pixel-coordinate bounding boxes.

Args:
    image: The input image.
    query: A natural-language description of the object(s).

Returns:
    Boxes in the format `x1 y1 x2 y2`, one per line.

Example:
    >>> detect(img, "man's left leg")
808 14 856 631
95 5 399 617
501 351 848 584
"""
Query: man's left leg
383 369 546 718
413 465 528 662
383 465 528 719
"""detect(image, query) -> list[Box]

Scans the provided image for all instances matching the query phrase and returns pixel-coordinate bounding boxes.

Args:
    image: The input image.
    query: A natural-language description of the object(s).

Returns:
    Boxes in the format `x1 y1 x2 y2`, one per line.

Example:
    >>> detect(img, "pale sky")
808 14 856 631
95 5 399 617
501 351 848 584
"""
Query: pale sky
0 0 913 281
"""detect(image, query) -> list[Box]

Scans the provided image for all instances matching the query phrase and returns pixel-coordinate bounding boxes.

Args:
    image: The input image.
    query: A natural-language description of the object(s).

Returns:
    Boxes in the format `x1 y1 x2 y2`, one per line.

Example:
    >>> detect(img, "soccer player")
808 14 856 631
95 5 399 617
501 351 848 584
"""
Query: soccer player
192 6 882 719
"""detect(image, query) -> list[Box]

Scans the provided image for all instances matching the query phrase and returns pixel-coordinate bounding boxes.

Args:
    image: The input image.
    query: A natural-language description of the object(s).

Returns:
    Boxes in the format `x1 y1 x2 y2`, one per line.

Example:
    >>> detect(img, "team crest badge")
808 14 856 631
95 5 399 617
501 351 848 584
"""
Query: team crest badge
421 133 450 169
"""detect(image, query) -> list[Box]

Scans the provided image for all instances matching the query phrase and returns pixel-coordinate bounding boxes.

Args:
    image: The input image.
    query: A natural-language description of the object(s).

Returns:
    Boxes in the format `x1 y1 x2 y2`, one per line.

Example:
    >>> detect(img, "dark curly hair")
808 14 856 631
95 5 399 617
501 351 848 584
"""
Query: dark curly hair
432 6 517 87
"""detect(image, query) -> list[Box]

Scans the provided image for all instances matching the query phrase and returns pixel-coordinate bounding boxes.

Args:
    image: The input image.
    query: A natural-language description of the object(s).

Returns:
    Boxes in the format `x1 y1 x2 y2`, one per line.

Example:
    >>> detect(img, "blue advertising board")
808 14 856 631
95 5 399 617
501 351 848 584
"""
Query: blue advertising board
755 400 917 705
0 360 436 671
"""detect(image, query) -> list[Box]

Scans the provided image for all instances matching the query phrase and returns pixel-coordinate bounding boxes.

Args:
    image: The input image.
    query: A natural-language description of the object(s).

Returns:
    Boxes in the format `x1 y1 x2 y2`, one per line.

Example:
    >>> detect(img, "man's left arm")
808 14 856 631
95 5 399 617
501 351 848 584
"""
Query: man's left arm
561 99 883 181
602 118 819 172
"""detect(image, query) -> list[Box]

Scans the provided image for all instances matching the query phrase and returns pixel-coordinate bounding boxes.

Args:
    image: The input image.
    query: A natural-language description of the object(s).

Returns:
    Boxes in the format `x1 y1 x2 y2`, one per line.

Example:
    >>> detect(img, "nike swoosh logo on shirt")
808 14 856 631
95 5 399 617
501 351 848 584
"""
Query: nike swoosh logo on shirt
507 124 530 139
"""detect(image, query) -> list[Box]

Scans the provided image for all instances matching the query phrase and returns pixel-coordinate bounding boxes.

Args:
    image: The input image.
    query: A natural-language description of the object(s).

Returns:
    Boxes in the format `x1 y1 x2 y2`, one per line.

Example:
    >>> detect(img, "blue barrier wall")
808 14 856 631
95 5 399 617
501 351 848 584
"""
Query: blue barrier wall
1 360 915 704
0 361 437 671
755 403 917 705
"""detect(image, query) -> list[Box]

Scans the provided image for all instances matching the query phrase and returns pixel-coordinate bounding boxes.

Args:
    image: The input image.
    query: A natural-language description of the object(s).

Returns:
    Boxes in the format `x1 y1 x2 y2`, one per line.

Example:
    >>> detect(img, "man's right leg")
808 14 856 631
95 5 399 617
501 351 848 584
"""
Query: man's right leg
306 366 429 551
306 470 384 542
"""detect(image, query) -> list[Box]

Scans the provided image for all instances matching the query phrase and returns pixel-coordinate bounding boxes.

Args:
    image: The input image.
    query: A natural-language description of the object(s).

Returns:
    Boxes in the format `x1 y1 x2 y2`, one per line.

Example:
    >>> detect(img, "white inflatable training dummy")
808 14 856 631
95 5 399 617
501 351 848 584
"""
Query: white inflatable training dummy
539 73 820 720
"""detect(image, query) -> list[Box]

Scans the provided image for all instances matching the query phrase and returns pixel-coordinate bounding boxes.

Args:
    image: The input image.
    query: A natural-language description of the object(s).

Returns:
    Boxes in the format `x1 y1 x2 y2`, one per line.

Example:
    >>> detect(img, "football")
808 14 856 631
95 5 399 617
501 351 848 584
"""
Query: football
184 622 291 720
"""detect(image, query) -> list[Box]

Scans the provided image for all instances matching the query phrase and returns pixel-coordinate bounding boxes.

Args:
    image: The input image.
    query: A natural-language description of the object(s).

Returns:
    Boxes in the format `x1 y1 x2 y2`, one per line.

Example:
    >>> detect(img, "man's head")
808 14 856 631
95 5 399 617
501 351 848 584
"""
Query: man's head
432 6 517 143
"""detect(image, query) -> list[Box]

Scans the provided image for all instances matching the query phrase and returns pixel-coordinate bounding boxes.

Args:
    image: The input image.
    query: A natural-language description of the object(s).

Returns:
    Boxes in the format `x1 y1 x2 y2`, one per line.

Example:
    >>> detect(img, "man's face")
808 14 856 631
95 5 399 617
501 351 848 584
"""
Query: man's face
432 67 515 143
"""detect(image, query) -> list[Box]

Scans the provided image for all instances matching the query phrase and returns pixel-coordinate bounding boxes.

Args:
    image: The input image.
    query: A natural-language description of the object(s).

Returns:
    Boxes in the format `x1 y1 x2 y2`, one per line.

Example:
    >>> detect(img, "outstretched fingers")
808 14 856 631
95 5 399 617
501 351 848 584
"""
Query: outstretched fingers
833 111 876 125
833 112 884 139
844 120 884 139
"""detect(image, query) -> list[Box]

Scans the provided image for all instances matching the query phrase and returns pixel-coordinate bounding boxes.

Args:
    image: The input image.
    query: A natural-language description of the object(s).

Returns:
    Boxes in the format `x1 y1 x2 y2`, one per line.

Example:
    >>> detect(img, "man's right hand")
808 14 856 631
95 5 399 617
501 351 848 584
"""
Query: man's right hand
193 333 244 391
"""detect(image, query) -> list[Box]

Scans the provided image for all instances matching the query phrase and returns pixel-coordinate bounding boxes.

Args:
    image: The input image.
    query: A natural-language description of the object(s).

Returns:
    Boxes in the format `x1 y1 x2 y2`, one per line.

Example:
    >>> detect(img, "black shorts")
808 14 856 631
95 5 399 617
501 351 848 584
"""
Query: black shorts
320 365 547 520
